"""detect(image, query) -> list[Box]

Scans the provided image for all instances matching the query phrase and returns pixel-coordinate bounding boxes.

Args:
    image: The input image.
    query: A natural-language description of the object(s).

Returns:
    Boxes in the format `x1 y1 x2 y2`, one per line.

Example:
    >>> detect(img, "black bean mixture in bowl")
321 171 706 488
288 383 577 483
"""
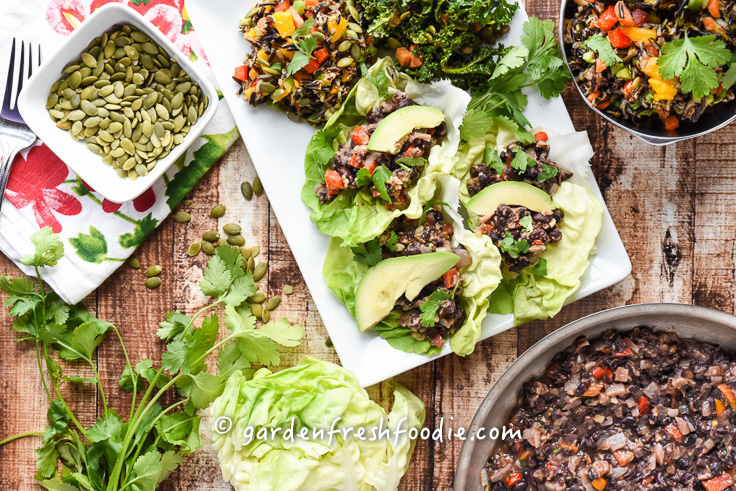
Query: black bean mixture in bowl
370 206 471 348
484 327 736 491
316 93 447 209
470 137 570 272
563 0 736 132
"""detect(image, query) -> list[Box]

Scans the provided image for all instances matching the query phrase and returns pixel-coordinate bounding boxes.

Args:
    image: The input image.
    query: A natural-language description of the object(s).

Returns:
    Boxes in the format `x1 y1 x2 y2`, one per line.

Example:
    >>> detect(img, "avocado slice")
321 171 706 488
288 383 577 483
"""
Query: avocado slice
466 181 557 216
355 251 460 332
367 105 445 154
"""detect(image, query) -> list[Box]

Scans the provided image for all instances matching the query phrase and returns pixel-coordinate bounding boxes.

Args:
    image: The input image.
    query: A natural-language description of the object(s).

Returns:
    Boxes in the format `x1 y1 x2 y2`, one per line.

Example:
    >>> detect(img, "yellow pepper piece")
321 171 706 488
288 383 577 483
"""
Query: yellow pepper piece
618 26 657 43
640 57 678 101
274 11 296 38
280 47 294 60
328 17 348 43
592 478 607 491
715 399 727 417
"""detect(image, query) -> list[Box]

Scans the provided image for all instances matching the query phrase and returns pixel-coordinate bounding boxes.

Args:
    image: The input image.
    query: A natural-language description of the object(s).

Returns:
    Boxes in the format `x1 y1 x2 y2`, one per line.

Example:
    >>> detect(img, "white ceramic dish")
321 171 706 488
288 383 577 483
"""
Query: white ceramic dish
186 0 632 387
17 3 218 204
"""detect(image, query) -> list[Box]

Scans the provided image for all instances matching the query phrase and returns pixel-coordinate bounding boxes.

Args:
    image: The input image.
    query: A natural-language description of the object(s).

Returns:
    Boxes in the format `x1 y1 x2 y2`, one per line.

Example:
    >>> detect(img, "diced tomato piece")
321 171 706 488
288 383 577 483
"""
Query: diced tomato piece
632 9 649 26
324 170 344 194
608 28 632 48
664 115 679 131
274 0 290 12
597 6 619 31
348 154 361 168
664 423 683 442
532 240 543 246
351 125 370 146
646 44 660 56
364 160 377 175
304 58 322 74
430 333 445 349
593 367 606 379
546 461 557 474
638 396 650 416
703 473 734 491
442 268 460 289
505 473 523 487
605 366 614 381
478 223 493 234
233 65 248 82
596 59 607 73
534 131 548 142
313 47 329 64
443 223 454 235
613 450 634 466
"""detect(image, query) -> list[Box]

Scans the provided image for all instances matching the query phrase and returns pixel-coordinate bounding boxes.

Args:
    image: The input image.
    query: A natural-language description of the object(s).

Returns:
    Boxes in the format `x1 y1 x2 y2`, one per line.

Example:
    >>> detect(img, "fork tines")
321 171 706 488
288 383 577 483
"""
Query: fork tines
2 39 42 124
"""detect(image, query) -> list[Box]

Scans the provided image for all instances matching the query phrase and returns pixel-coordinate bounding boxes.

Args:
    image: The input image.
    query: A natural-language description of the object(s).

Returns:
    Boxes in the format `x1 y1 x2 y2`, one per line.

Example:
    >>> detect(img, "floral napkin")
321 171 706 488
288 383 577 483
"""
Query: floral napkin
0 0 239 304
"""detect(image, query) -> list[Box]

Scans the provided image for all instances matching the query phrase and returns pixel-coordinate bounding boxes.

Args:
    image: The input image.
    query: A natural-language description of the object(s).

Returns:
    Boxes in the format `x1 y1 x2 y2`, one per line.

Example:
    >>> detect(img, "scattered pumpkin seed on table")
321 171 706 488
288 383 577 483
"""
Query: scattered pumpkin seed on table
249 291 266 303
251 303 263 319
252 177 264 196
227 235 245 247
210 204 226 218
261 308 271 322
283 285 293 295
266 296 281 310
146 265 162 277
223 223 241 236
246 257 255 271
217 237 228 248
182 199 193 206
45 24 209 181
144 277 161 289
188 242 201 256
173 211 191 223
127 257 141 269
202 230 219 242
201 241 216 255
241 181 253 200
253 261 268 281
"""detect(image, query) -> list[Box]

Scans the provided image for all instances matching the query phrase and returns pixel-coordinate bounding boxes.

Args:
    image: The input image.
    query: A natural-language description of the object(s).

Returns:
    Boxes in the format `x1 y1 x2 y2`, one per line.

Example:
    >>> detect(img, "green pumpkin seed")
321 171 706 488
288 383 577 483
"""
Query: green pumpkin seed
69 71 82 88
261 308 270 322
210 203 226 218
253 177 264 196
337 57 354 68
183 199 193 206
144 277 161 289
202 230 220 242
127 257 141 269
251 303 263 319
253 261 268 281
283 285 293 295
223 223 241 235
227 235 245 247
201 241 216 255
173 211 191 223
325 336 333 348
188 242 201 256
241 181 253 200
87 143 103 154
46 94 59 109
146 265 162 277
247 257 255 271
337 40 352 52
266 296 281 310
249 291 266 303
311 31 325 41
251 245 260 258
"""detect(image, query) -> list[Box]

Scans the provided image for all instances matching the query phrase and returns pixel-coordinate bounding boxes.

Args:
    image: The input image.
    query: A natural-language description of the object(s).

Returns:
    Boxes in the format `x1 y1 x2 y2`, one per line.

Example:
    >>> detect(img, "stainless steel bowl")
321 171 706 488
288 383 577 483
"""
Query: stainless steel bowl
558 1 736 146
454 303 736 490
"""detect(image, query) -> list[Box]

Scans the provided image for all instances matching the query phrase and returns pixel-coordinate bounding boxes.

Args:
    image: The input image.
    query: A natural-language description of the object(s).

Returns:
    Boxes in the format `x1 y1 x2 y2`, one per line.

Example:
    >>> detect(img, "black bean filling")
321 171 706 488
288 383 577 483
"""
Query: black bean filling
380 210 456 257
485 328 736 491
315 93 447 209
467 140 572 197
396 279 465 344
478 205 565 272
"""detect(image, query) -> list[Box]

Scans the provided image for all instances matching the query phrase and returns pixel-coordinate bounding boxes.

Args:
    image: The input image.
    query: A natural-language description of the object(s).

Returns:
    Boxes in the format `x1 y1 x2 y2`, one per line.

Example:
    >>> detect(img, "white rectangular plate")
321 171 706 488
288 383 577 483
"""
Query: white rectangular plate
185 0 632 387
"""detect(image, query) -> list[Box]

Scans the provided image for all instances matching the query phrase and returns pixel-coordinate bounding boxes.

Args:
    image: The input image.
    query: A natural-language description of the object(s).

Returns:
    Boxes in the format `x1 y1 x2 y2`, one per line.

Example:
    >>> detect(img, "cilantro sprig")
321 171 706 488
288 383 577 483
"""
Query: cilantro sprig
285 18 318 77
501 232 530 258
419 290 453 327
0 228 303 490
582 35 622 67
658 32 732 98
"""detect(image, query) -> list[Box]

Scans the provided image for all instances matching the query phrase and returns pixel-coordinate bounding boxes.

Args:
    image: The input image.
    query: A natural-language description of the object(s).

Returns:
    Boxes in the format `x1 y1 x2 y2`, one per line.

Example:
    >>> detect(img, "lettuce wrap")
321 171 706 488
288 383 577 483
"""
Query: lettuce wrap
322 175 502 356
301 57 470 248
210 357 425 491
455 128 603 324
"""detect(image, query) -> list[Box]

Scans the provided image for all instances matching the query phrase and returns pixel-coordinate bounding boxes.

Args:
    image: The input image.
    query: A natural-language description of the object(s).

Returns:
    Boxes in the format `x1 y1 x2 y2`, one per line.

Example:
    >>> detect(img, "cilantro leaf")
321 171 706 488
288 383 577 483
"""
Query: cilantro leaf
292 17 315 39
492 45 530 79
501 232 529 258
311 126 340 167
460 107 494 141
510 148 533 172
658 33 731 97
56 321 110 361
533 258 548 276
130 449 184 489
286 51 311 78
537 163 559 182
22 227 64 268
355 168 373 187
385 231 399 251
582 35 622 67
361 63 390 98
298 37 319 56
157 311 191 342
721 55 736 90
484 146 505 174
519 215 533 233
351 238 383 265
372 165 393 202
423 200 450 213
395 157 428 168
175 372 226 408
199 255 232 298
259 317 304 347
419 290 453 327
87 411 123 443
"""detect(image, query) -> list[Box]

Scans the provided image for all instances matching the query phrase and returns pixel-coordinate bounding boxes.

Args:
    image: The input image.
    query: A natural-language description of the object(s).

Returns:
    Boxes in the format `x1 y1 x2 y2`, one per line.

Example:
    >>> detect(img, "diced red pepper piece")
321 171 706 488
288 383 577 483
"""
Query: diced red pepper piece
593 367 606 379
597 5 618 31
615 1 635 26
632 9 649 26
233 65 248 82
613 450 635 466
608 28 632 48
314 47 329 64
430 333 445 349
505 473 523 487
638 396 650 416
596 59 607 73
351 125 370 146
703 473 734 491
442 268 460 289
605 366 614 381
289 7 304 26
613 339 633 357
324 170 344 194
534 131 548 142
275 0 290 11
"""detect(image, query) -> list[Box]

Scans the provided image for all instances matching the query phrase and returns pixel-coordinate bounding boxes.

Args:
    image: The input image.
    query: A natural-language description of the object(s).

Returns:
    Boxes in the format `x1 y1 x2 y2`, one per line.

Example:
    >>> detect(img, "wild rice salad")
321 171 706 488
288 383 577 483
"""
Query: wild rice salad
564 0 736 131
236 0 375 124
485 327 736 491
471 134 571 272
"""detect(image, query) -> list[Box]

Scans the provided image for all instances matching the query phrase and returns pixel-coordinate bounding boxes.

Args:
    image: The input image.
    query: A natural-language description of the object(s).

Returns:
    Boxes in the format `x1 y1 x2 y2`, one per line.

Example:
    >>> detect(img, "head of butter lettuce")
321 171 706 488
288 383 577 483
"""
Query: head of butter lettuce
322 175 502 357
301 57 470 248
455 128 604 325
210 357 425 491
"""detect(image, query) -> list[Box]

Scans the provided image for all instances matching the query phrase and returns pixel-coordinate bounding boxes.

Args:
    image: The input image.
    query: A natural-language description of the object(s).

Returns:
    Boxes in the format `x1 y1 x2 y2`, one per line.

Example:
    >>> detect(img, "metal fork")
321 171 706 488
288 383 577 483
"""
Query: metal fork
0 39 41 214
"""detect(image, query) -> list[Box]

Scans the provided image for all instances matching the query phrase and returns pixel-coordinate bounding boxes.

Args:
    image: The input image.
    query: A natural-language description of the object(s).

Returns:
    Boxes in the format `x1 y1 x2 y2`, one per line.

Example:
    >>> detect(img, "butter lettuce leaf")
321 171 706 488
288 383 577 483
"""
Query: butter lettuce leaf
210 357 425 491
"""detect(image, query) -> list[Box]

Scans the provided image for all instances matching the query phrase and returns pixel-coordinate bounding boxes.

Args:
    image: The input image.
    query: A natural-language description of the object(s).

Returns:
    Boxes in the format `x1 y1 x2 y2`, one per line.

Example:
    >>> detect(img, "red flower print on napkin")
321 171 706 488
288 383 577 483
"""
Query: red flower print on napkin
80 181 156 213
5 145 82 233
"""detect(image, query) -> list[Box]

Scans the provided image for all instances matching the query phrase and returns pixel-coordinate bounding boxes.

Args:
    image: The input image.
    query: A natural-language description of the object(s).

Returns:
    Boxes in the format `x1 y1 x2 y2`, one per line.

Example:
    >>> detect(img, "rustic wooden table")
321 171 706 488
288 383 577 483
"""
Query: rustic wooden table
0 1 731 488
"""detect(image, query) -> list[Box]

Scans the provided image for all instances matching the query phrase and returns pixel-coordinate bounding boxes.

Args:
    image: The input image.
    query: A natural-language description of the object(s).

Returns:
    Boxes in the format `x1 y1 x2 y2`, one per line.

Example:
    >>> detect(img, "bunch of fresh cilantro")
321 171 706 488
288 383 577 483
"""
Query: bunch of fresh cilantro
0 228 302 491
459 17 570 143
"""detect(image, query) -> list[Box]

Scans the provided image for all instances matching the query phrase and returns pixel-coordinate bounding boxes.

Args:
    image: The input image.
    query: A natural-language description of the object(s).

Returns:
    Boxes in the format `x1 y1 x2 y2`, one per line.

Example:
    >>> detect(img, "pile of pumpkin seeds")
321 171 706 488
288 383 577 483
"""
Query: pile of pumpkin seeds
46 24 209 181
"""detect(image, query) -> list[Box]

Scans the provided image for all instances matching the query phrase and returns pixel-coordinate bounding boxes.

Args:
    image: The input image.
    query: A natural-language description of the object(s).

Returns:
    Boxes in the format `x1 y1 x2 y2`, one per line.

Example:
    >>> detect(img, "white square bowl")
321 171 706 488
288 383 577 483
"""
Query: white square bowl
17 3 218 204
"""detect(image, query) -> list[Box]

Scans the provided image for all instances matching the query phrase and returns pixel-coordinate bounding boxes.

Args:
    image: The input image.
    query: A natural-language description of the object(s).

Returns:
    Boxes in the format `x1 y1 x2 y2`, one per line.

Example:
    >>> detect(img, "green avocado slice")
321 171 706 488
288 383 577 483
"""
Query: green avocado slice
466 181 557 216
355 251 460 332
367 105 445 154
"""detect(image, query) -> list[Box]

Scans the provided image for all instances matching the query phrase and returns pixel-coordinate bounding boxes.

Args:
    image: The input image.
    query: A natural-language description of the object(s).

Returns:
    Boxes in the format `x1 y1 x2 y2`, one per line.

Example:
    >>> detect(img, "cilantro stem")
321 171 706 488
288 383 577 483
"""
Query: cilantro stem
109 324 137 423
43 343 88 439
0 431 44 446
89 361 108 414
35 341 51 401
